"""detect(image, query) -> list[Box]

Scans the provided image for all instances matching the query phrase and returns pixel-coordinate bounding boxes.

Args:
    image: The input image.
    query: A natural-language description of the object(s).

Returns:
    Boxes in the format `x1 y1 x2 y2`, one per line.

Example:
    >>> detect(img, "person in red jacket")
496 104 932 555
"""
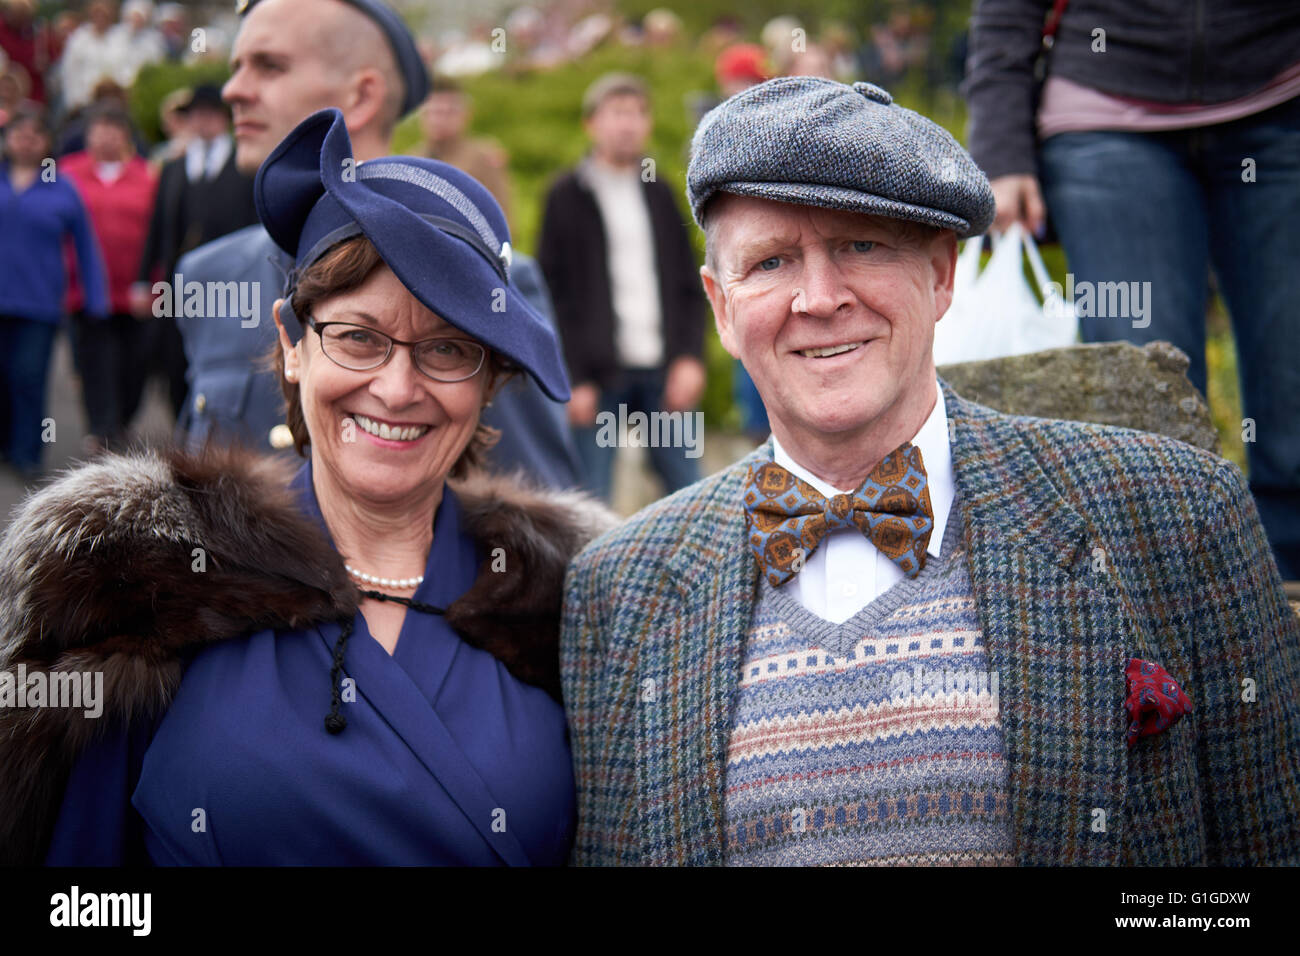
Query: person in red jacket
61 103 157 452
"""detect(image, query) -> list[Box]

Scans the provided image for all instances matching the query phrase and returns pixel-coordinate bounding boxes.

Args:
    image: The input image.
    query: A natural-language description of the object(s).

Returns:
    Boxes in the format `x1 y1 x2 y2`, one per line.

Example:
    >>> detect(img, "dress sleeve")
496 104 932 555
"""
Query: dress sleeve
44 715 162 866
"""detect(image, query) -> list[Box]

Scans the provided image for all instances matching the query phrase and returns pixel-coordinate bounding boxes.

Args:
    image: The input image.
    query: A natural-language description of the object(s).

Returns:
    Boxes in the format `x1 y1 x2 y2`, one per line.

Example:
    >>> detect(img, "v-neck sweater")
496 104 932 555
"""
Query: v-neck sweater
723 499 1014 865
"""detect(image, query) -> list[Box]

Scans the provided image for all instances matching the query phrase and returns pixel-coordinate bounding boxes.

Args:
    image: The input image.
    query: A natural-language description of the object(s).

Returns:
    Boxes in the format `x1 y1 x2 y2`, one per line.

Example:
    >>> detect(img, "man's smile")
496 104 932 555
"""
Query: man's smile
796 340 867 358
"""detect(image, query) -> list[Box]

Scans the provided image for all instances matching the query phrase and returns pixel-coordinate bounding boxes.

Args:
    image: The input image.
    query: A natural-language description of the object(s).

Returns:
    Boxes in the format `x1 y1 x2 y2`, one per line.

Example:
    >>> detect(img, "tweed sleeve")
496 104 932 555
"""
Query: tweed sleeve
560 555 608 866
1190 458 1300 864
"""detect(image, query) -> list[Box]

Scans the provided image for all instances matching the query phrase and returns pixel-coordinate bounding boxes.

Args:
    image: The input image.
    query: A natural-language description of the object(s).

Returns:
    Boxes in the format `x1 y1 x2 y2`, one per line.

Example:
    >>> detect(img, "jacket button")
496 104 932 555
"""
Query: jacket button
194 393 206 413
269 424 294 449
853 81 893 105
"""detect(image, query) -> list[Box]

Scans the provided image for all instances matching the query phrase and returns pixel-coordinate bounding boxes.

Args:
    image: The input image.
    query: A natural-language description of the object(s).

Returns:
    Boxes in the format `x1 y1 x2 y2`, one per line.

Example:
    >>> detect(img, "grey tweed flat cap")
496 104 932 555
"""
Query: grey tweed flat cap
687 76 994 239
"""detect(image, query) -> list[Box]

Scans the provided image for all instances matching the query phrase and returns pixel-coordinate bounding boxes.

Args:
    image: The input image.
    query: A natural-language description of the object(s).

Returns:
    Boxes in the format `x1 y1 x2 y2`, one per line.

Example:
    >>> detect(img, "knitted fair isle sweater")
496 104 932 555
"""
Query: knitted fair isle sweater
723 501 1014 865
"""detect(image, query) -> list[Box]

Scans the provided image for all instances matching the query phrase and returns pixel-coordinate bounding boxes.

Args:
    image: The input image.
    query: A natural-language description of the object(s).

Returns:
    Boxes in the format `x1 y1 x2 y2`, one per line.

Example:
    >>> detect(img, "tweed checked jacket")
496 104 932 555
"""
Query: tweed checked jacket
560 378 1300 865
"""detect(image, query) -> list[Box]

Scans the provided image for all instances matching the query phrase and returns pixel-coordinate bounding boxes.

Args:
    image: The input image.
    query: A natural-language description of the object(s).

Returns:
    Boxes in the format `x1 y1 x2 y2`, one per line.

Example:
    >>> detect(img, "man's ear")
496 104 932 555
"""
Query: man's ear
341 67 385 136
929 230 960 321
701 264 740 359
273 298 301 381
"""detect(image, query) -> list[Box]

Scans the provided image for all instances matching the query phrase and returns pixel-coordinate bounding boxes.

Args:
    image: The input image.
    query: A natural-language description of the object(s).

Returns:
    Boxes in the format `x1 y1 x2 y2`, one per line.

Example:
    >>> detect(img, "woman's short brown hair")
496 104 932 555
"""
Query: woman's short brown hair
269 236 518 479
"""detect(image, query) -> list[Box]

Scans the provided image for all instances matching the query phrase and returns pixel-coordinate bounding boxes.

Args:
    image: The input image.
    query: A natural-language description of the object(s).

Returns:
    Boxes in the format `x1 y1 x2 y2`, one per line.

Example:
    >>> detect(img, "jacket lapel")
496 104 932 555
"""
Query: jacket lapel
942 378 1134 864
634 445 768 864
314 620 532 866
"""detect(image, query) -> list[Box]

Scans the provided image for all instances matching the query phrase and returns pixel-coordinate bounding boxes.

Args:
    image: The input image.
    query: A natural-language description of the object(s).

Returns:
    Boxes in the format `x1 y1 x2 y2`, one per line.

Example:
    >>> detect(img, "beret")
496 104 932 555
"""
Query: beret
237 0 430 117
687 76 994 239
255 108 570 402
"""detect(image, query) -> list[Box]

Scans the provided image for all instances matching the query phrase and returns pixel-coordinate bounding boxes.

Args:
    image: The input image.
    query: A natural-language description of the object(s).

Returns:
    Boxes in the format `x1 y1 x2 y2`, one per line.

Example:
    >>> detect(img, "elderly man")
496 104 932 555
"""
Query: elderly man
560 77 1300 866
174 0 581 488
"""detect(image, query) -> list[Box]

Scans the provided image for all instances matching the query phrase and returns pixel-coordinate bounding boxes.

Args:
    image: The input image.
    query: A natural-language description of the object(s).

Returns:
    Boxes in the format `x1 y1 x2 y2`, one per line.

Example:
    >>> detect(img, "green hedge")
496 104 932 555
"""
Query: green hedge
129 61 232 145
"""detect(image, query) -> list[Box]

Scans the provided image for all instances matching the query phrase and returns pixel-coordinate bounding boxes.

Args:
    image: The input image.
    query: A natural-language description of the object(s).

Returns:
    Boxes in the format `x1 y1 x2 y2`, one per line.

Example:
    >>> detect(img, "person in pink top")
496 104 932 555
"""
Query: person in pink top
61 103 157 452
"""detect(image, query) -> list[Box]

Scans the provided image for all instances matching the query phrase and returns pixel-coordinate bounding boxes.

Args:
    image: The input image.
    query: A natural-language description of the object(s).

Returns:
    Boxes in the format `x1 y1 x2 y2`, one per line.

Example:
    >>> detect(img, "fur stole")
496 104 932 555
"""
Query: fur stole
0 445 617 865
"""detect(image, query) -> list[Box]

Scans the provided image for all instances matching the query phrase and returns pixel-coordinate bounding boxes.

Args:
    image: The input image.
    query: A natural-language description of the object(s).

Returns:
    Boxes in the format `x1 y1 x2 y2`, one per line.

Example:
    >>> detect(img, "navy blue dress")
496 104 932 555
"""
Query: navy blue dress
45 461 576 865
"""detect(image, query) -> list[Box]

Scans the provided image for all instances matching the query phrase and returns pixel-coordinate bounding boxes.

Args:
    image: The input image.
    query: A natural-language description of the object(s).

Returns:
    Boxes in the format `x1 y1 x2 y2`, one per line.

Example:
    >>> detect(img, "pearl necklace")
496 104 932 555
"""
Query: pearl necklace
345 564 424 590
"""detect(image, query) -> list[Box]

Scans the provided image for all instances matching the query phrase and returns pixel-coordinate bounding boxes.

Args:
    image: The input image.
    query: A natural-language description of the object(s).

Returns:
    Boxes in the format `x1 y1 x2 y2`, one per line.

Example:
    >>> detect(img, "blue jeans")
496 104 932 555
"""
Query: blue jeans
732 359 770 438
1039 95 1300 579
0 314 59 473
572 367 700 503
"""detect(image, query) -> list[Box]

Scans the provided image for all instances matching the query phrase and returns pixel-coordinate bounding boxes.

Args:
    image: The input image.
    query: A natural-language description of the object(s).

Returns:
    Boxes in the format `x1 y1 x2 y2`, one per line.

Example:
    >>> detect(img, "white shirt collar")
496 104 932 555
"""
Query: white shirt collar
770 378 953 559
185 134 231 182
94 160 125 183
577 153 640 188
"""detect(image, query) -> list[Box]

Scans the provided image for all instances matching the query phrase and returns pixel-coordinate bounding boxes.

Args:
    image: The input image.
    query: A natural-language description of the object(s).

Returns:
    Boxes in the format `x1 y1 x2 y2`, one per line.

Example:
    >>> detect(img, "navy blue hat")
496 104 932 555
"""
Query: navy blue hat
688 77 995 239
255 108 570 402
237 0 430 117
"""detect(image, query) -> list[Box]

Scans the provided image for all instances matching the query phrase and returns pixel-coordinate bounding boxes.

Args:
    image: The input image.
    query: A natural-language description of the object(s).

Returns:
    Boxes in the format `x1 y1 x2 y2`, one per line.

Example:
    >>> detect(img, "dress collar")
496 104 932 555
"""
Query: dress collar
287 457 472 606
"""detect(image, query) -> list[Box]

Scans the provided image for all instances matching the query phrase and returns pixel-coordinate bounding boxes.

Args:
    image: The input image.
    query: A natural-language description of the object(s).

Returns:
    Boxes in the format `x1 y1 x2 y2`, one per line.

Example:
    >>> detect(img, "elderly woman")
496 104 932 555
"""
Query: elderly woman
0 109 613 865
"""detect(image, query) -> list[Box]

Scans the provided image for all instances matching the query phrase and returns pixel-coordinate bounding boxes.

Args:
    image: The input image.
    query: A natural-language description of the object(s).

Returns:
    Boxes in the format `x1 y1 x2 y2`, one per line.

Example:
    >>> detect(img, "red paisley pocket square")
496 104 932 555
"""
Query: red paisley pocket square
1125 658 1193 748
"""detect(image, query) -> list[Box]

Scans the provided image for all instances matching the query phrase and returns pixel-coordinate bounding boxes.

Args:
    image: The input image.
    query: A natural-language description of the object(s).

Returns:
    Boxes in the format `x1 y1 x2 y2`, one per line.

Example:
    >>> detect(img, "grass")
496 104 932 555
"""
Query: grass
1206 297 1246 470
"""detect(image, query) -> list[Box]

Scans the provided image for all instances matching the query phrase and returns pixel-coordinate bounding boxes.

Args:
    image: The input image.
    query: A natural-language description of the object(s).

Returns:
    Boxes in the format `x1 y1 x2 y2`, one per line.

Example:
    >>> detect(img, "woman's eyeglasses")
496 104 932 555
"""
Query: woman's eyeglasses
305 316 486 383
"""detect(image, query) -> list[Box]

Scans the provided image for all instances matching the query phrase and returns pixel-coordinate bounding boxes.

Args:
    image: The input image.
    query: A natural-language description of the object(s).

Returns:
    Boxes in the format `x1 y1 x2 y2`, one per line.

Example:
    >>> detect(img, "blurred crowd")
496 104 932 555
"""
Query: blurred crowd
0 0 241 121
0 0 959 489
1 0 1293 579
425 3 956 90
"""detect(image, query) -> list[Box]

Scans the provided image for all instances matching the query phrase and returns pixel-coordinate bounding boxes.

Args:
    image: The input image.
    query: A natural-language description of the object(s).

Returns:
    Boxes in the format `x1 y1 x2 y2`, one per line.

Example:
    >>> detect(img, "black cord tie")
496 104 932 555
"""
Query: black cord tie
324 589 447 735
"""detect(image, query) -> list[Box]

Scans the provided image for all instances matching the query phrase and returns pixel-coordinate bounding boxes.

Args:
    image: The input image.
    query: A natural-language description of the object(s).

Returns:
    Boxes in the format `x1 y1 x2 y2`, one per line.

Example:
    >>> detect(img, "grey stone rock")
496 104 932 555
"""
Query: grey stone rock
938 340 1220 455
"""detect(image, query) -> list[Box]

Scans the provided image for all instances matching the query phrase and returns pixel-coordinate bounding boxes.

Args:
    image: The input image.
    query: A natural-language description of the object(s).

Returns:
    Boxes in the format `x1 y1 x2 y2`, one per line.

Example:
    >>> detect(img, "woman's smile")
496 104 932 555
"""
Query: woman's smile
349 411 433 444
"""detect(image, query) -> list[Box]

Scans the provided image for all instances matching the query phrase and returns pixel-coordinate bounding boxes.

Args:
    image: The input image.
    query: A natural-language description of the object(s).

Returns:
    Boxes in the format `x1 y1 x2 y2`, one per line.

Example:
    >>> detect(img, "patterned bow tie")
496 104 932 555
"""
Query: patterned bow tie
743 443 934 587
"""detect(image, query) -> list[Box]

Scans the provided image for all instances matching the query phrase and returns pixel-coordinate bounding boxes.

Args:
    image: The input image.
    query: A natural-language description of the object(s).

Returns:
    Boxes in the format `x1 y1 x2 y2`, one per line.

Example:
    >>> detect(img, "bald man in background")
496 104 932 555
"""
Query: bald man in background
174 0 582 487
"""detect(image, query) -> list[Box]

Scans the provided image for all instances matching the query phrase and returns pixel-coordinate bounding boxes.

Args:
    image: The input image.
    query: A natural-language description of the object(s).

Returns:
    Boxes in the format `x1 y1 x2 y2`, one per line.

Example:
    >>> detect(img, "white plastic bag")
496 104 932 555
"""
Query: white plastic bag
932 235 993 365
934 223 1077 365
